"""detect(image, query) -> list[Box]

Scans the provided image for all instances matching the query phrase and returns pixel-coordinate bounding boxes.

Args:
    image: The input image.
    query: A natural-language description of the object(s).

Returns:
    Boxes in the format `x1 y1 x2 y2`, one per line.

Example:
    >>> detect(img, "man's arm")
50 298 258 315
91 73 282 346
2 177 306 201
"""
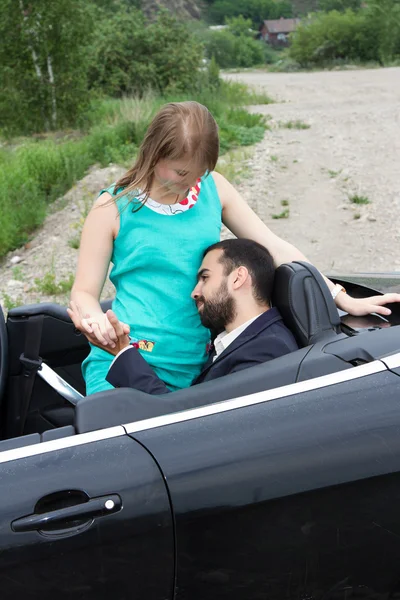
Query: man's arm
106 348 170 395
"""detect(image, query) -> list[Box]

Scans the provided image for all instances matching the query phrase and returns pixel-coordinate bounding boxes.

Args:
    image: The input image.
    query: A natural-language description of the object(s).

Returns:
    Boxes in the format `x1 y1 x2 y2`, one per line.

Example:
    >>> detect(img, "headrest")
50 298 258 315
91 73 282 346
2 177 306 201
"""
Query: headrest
272 261 341 347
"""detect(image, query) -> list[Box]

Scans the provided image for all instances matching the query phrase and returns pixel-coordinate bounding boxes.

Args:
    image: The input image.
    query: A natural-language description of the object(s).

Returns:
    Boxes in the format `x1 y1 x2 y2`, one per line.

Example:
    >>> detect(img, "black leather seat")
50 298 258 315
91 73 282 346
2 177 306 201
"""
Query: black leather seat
272 261 341 347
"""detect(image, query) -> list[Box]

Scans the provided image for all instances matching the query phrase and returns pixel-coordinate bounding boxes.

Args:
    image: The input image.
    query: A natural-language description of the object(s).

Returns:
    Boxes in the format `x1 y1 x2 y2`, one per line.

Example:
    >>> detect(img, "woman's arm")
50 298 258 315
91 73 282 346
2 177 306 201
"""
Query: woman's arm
213 171 400 317
71 193 120 345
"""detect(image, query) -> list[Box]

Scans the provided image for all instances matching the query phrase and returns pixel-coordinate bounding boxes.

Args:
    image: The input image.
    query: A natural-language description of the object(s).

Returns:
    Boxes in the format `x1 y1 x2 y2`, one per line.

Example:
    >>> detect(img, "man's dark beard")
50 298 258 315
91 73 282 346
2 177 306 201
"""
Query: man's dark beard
197 281 236 333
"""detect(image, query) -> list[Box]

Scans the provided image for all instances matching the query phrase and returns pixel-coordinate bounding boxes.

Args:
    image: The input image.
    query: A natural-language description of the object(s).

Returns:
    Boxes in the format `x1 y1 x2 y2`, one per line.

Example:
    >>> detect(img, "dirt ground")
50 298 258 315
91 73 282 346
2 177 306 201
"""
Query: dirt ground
1 67 399 309
224 67 400 274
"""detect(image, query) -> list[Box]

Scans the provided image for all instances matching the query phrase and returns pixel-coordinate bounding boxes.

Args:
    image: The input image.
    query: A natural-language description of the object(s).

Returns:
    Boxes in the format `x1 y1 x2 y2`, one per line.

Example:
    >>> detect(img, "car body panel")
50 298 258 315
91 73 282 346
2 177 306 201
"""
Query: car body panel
0 431 174 600
128 365 400 599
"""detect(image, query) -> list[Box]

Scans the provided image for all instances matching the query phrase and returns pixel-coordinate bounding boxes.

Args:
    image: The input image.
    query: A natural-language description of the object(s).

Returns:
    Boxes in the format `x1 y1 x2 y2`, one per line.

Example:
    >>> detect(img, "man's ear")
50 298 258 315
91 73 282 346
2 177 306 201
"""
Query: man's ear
232 266 249 290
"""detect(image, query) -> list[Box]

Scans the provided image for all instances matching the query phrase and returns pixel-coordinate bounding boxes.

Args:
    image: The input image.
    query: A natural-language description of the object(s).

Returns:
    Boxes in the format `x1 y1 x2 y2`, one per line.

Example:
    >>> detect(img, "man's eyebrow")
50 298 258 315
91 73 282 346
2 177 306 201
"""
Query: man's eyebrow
197 268 210 281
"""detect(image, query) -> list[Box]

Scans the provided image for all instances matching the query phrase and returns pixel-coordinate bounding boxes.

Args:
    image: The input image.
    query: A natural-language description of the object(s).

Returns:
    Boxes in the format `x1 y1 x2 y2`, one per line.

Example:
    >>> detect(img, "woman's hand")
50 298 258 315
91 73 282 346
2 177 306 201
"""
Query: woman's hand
336 292 400 317
68 302 130 354
80 310 118 347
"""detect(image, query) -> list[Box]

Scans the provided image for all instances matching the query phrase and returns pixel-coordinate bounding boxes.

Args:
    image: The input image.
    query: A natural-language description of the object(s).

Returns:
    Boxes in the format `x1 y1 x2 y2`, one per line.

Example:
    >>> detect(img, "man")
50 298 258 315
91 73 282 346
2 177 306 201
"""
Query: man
68 239 298 394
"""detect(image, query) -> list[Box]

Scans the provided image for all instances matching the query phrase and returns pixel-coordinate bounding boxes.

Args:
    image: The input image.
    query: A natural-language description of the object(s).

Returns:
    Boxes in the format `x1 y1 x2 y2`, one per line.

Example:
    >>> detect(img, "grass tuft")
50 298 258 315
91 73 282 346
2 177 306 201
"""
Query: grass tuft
281 120 310 130
349 194 370 205
272 208 290 219
34 272 75 295
68 235 81 250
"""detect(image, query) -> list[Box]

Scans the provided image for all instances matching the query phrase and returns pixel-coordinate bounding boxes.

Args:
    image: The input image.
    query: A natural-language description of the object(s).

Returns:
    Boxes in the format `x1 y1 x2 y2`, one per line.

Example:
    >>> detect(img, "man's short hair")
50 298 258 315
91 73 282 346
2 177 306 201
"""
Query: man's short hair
204 239 275 305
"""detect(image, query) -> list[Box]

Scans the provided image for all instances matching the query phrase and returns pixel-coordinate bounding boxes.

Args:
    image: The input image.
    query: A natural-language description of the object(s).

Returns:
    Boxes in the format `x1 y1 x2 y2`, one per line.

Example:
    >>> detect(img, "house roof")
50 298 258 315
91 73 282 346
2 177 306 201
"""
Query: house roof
262 18 301 34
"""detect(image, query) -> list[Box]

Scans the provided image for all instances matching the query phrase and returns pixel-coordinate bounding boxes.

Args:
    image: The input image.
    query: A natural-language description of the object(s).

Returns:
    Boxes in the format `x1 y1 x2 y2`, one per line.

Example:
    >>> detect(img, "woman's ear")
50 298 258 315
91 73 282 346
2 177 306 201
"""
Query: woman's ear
232 266 249 290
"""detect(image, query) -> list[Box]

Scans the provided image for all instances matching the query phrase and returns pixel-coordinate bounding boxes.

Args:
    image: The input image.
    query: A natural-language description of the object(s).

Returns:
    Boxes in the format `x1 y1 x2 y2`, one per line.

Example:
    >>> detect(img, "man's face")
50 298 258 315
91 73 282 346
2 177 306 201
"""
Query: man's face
191 249 236 332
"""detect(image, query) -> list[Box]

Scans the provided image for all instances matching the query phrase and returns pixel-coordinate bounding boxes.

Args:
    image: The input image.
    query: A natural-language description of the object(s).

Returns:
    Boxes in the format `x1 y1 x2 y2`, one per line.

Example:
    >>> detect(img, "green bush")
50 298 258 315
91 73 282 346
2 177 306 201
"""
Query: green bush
366 0 400 65
290 3 400 67
225 16 254 37
289 10 379 66
204 29 265 68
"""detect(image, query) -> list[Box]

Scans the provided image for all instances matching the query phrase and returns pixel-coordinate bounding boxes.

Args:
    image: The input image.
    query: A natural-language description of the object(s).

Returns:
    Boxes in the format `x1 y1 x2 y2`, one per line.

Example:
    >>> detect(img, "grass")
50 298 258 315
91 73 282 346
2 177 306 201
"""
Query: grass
34 272 75 295
68 235 81 250
280 120 310 130
2 293 24 311
216 147 253 184
349 194 370 205
272 208 290 219
270 155 278 162
328 169 342 178
12 266 24 280
281 199 289 207
0 80 272 259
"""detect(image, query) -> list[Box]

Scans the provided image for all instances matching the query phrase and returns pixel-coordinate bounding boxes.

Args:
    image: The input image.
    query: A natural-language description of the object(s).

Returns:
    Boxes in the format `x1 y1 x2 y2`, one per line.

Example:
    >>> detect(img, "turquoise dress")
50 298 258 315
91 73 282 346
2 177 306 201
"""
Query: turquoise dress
82 173 222 395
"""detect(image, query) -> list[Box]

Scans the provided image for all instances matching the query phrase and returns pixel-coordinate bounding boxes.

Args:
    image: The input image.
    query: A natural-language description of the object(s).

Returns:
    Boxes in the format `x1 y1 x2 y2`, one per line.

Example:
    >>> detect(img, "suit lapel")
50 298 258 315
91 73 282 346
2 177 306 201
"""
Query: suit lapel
196 308 282 381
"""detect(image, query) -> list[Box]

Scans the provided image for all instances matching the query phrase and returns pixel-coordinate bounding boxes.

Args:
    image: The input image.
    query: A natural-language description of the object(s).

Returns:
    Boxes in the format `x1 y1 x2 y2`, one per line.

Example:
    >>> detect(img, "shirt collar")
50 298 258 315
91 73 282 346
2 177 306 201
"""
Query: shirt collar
213 314 262 360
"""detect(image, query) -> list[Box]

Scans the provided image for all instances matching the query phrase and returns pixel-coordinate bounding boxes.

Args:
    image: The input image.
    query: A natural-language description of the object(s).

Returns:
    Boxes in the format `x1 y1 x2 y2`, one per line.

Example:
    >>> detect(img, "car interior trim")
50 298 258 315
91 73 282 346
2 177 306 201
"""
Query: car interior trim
124 358 388 435
0 426 126 464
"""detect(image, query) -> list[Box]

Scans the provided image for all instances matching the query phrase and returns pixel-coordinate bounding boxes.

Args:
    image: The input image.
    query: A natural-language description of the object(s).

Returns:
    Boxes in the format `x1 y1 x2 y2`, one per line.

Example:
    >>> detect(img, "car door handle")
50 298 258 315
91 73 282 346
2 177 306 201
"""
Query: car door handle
12 494 122 533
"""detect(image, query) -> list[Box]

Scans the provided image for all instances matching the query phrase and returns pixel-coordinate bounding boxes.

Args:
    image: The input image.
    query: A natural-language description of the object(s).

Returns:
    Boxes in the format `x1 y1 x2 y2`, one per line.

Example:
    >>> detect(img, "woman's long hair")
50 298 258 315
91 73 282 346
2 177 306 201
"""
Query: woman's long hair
113 101 220 211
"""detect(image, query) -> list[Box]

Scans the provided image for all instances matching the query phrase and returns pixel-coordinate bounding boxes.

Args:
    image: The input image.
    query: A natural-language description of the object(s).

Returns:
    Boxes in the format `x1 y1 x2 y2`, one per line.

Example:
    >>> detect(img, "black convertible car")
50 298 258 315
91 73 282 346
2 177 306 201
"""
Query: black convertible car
0 261 400 600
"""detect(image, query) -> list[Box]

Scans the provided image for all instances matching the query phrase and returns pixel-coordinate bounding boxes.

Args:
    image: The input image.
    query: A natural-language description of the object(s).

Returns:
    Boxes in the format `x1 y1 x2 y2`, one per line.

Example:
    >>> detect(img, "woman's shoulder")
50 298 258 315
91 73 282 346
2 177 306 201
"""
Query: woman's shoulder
98 183 124 199
208 171 235 208
92 187 120 224
209 171 228 186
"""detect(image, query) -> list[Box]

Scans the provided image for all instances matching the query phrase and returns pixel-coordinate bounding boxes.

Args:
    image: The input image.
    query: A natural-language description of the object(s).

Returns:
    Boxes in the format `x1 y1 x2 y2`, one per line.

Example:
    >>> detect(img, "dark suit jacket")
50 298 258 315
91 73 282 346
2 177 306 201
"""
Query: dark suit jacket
106 307 299 394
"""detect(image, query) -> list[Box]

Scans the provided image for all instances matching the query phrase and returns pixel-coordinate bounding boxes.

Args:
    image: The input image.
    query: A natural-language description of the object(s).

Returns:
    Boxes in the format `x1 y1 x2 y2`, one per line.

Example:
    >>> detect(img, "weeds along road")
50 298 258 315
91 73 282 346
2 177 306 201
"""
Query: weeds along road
223 67 400 274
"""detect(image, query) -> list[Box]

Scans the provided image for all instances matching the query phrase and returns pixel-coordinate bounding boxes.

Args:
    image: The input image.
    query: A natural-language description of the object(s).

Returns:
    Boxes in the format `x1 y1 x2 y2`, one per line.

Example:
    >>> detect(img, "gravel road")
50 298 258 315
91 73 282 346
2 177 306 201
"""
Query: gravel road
224 67 400 274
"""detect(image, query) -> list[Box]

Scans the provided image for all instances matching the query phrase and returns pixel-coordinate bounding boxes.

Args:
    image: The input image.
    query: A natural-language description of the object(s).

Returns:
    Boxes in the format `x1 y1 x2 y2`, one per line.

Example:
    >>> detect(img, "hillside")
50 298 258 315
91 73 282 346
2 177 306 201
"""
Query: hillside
141 0 202 19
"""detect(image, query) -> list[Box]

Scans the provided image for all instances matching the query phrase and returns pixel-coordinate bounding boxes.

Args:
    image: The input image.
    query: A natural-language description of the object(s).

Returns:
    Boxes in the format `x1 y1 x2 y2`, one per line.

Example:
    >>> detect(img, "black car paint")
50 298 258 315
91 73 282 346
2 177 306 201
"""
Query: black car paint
0 435 174 599
131 368 400 599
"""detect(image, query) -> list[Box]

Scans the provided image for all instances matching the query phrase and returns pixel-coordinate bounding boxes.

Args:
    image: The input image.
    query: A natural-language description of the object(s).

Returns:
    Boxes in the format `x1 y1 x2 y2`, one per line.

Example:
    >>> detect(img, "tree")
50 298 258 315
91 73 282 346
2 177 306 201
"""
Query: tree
88 8 204 96
203 16 265 68
206 0 293 26
318 0 361 11
0 0 94 134
225 15 254 37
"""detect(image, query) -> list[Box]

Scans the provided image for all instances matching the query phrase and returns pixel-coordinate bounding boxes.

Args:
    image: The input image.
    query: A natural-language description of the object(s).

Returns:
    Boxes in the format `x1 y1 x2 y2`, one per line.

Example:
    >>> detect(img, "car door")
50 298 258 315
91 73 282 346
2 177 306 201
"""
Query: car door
127 358 400 600
0 426 174 600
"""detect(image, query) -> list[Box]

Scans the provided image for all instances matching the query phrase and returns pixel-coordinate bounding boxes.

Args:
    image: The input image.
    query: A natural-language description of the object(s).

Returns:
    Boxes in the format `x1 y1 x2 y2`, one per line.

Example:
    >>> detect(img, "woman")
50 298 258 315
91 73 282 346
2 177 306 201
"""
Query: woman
71 101 400 394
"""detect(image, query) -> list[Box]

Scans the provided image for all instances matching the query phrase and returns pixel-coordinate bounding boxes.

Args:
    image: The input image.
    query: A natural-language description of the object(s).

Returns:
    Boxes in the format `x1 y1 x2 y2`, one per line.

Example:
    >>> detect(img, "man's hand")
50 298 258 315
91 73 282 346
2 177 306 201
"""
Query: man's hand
67 301 131 357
